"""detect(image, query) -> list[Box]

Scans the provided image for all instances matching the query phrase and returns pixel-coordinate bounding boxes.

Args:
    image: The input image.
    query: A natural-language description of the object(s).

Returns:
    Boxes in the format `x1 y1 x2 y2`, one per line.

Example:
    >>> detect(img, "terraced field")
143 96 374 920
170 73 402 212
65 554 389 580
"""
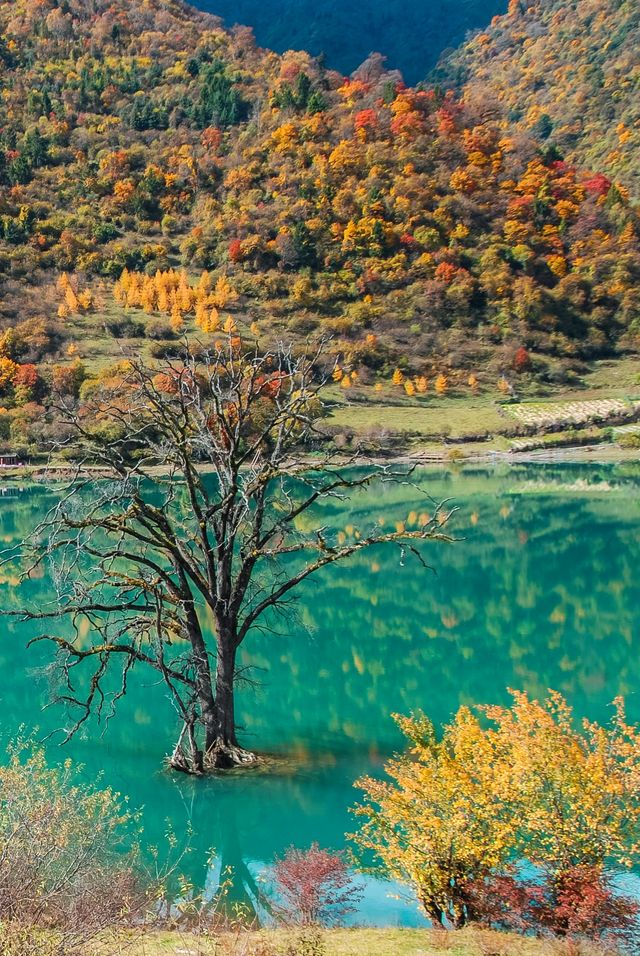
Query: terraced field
505 398 640 429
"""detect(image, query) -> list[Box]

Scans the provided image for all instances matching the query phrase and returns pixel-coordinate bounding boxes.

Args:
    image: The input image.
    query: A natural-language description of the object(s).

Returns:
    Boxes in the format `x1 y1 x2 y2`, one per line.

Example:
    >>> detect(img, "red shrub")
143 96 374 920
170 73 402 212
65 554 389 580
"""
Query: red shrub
354 109 378 133
200 126 222 153
542 866 639 942
464 873 545 932
228 238 243 263
583 173 612 197
434 262 458 283
14 364 39 388
269 844 363 927
513 346 531 372
466 866 639 945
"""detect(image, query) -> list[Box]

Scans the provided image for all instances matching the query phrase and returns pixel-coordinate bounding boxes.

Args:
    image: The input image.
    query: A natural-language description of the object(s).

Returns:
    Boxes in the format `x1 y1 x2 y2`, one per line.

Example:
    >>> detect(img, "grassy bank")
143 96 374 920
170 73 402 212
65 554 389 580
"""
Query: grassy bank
2 357 639 475
322 358 640 459
113 927 608 955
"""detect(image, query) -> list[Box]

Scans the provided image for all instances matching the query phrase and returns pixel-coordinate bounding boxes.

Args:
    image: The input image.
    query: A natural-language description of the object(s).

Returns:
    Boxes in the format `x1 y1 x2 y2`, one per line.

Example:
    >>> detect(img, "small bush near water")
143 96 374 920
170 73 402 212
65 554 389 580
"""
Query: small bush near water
0 739 146 955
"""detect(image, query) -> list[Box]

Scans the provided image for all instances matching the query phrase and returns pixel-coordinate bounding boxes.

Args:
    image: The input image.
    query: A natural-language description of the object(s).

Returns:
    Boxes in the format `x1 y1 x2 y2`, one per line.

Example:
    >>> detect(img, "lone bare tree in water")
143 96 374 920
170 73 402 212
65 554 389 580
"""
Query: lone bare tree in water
11 340 454 772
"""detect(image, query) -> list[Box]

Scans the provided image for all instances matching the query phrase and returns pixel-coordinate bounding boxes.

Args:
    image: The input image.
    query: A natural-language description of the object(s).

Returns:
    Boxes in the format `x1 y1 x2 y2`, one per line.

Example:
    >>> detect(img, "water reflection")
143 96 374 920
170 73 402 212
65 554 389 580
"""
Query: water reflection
0 462 639 924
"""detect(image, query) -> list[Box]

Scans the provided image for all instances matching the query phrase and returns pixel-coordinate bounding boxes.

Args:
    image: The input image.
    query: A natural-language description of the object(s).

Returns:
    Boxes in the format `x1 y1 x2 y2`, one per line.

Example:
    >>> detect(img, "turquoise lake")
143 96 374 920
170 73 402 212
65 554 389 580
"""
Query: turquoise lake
1 461 640 925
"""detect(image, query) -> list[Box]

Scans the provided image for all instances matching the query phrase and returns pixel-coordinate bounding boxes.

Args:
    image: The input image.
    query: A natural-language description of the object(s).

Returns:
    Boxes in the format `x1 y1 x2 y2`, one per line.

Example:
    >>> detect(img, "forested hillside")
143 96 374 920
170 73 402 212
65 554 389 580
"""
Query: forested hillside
0 0 638 451
436 0 640 196
193 0 506 84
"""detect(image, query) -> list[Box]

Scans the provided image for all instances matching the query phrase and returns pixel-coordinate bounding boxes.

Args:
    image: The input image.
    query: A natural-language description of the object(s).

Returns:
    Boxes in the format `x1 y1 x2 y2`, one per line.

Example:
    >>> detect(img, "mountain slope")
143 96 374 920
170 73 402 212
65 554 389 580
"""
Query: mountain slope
434 0 640 196
0 0 638 452
193 0 506 85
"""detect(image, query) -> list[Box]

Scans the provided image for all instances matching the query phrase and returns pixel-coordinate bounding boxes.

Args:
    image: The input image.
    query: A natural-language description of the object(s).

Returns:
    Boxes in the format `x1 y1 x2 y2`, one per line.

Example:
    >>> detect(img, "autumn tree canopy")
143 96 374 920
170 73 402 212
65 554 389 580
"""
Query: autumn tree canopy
439 0 640 197
353 691 640 933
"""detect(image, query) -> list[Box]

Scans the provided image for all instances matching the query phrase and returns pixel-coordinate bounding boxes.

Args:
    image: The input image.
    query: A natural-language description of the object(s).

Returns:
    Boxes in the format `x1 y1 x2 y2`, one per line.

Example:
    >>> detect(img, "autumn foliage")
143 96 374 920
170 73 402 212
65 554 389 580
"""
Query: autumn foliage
269 843 363 927
465 866 639 943
0 0 635 433
0 0 636 451
353 692 640 941
513 347 531 373
442 0 640 195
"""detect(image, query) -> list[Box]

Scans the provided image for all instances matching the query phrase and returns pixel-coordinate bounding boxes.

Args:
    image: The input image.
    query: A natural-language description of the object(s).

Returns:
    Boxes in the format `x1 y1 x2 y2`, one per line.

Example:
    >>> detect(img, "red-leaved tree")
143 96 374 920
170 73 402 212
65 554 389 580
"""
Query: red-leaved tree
269 844 363 926
542 866 639 943
513 346 531 372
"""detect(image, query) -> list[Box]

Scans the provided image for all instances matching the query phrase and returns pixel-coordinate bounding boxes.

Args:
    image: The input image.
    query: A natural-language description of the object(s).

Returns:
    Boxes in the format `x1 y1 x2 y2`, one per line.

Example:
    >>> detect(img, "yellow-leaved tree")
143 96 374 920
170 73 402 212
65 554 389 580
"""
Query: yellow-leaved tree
353 707 516 927
352 692 640 929
492 692 640 874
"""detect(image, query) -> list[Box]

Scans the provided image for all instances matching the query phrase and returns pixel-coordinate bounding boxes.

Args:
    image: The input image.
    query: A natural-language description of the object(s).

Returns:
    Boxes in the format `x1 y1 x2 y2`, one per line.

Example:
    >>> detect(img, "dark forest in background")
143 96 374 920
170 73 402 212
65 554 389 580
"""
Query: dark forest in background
192 0 505 83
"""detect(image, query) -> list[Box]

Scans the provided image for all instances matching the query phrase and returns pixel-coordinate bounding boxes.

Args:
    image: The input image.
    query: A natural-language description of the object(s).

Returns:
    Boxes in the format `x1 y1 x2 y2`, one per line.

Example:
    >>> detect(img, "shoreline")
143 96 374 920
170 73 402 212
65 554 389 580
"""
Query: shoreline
0 443 637 485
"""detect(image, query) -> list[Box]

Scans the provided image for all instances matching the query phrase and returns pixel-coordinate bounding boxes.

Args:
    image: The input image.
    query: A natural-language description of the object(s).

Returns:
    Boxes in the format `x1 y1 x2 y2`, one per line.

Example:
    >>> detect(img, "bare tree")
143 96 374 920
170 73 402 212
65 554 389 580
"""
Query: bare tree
10 341 454 772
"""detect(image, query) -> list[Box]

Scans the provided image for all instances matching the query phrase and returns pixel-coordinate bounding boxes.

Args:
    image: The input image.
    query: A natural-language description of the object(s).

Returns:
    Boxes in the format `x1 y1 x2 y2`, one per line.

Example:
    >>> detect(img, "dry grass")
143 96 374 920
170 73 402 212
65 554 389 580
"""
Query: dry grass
110 927 612 956
505 399 637 429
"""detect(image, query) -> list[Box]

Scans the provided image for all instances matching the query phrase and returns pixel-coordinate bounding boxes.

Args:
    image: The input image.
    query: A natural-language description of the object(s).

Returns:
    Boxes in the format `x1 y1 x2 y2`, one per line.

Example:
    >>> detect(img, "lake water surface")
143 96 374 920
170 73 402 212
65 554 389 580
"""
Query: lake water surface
1 461 640 925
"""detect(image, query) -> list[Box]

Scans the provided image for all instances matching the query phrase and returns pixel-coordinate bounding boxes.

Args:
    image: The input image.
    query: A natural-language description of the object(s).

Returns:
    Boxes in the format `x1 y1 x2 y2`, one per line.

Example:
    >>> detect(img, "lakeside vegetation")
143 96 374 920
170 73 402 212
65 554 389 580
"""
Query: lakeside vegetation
4 691 640 954
112 927 610 955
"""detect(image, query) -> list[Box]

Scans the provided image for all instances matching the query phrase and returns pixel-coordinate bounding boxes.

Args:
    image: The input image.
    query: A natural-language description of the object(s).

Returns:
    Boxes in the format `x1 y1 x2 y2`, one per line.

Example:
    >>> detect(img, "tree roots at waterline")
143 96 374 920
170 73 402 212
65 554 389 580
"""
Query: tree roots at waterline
168 724 259 775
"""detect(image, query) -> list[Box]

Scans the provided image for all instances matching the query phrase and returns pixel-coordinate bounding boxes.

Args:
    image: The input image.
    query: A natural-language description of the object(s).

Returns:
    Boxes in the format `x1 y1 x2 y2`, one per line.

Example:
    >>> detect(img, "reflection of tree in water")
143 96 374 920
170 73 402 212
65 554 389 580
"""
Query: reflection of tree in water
163 767 365 920
192 797 266 923
235 461 640 751
1 465 640 913
142 778 266 922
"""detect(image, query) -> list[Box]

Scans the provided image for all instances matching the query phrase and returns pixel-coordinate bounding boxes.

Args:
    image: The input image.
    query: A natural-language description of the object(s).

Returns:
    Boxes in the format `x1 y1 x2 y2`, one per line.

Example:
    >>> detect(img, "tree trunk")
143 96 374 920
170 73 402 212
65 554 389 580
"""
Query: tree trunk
169 613 258 774
214 639 237 746
170 606 216 775
204 633 258 770
420 896 446 927
169 716 205 776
